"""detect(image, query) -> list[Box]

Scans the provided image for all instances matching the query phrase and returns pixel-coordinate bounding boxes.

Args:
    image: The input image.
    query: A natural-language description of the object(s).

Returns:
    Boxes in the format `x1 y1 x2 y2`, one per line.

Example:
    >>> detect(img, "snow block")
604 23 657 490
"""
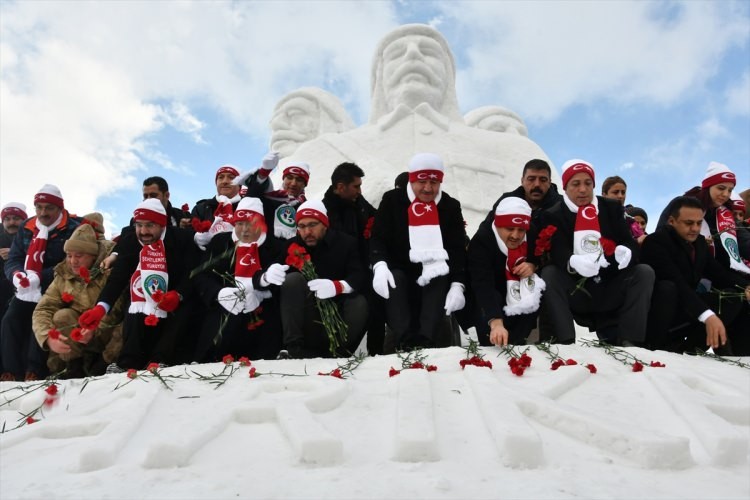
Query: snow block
464 366 544 468
304 379 349 413
392 368 439 462
277 401 343 465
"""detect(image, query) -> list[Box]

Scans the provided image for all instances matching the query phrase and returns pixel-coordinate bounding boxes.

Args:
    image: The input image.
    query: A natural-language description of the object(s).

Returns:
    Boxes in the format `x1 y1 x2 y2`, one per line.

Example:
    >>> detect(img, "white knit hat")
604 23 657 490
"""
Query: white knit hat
283 162 311 184
1 202 27 220
494 197 532 228
408 153 444 182
133 198 167 226
702 161 736 189
234 197 264 221
295 200 329 227
34 184 64 209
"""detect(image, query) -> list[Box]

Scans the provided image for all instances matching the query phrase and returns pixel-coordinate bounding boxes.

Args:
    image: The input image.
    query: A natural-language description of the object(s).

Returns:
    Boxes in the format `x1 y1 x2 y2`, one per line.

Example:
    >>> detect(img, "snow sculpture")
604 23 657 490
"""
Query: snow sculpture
464 106 529 137
272 24 557 231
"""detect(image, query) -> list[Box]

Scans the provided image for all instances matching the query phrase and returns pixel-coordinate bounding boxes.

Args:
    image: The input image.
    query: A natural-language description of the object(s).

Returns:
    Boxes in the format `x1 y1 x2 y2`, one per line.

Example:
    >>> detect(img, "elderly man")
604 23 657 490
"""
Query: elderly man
193 197 286 361
1 203 27 320
370 153 467 350
279 200 367 359
469 198 545 346
533 159 654 346
79 199 198 371
236 152 311 240
642 196 750 355
1 185 83 380
32 215 123 378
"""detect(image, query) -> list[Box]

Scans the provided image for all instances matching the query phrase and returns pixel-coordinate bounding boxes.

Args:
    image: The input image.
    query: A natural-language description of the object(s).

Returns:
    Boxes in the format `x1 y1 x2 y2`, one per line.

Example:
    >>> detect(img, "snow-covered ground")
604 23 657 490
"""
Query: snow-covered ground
1 328 749 500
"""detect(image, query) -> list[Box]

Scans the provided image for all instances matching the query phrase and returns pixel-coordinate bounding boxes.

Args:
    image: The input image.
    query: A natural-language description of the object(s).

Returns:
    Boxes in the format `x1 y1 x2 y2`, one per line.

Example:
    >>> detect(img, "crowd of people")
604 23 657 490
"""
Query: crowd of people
1 153 748 381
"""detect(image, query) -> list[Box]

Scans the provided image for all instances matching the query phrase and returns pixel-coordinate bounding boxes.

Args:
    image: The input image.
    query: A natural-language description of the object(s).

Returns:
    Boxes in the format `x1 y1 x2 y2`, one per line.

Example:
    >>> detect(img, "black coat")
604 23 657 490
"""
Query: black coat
531 196 639 281
97 226 199 308
192 232 282 307
370 187 467 284
282 228 366 293
467 219 535 324
323 187 376 268
114 202 192 247
191 197 240 223
640 226 749 321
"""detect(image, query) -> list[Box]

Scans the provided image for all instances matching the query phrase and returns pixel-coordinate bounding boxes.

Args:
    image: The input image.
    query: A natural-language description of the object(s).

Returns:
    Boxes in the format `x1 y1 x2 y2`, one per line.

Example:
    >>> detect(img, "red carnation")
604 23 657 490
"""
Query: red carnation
586 364 597 374
69 328 83 342
534 225 557 256
519 353 533 368
389 367 400 377
222 354 235 364
17 274 30 288
551 359 565 370
144 314 159 326
26 416 38 425
600 237 616 257
45 383 58 396
191 217 211 233
79 266 91 283
632 361 644 372
181 203 190 212
649 361 666 368
410 361 425 370
127 369 138 379
157 290 180 312
363 217 375 239
44 397 56 408
239 357 251 367
248 367 259 378
146 362 160 373
426 364 438 372
151 290 164 303
510 365 525 376
565 359 578 366
61 292 75 304
47 329 61 341
285 243 311 271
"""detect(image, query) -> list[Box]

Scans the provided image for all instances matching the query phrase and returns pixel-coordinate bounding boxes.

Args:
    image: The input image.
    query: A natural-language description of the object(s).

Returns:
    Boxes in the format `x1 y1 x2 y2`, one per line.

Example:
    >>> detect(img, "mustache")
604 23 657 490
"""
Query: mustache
530 187 544 194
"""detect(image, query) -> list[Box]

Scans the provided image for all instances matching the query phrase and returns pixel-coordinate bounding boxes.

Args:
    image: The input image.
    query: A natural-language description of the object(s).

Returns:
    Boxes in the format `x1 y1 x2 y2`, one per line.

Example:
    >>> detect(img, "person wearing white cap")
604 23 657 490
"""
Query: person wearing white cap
234 152 311 240
278 199 368 358
370 152 468 350
1 185 84 381
189 165 243 249
78 198 199 372
1 202 28 325
532 159 654 347
192 197 287 361
468 197 545 346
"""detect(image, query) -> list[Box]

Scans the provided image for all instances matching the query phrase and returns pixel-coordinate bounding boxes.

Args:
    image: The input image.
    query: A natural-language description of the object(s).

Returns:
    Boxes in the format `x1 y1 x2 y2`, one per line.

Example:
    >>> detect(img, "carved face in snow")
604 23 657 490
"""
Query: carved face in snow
270 96 320 157
381 34 449 112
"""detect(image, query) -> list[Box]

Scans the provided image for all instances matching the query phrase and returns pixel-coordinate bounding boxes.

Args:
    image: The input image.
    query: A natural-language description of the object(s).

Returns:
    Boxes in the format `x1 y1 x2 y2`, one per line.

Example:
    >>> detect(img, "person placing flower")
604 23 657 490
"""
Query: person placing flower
32 214 124 378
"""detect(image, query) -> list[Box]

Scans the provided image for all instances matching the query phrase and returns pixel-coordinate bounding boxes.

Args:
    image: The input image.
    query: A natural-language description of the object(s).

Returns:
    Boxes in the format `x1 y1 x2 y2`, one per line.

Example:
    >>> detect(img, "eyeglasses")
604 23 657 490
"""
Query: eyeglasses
297 221 321 231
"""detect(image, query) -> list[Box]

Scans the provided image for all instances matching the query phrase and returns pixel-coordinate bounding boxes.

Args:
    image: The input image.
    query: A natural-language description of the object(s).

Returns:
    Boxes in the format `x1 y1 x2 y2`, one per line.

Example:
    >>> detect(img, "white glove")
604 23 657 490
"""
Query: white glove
260 151 280 174
217 287 245 315
194 230 213 248
372 261 396 299
417 260 449 287
569 255 600 278
209 217 233 236
13 271 40 290
443 282 465 315
232 168 257 186
308 279 338 300
262 263 289 286
614 245 632 270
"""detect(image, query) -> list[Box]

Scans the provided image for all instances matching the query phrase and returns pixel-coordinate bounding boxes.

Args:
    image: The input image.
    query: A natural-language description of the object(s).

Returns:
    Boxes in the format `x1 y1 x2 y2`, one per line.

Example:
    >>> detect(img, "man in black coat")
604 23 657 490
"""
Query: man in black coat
322 162 385 354
469 198 544 346
279 200 367 359
79 199 199 370
532 159 654 345
0 203 27 323
192 197 285 361
370 153 467 350
641 196 750 354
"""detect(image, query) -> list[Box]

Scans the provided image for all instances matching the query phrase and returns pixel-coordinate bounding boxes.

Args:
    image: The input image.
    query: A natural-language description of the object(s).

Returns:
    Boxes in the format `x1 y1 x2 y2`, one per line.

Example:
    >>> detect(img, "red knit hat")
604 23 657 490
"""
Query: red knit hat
34 184 64 209
561 159 595 189
408 153 444 183
1 202 28 220
701 162 736 189
133 199 167 226
215 165 240 182
295 200 329 227
283 162 311 185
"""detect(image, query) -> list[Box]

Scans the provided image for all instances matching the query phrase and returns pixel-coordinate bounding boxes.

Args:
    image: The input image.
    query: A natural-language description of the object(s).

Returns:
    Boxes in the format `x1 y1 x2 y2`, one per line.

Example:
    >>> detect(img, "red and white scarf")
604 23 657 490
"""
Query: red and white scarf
232 231 271 312
17 214 63 303
406 184 449 285
129 235 169 318
563 195 610 275
263 191 306 240
493 230 545 316
712 206 750 275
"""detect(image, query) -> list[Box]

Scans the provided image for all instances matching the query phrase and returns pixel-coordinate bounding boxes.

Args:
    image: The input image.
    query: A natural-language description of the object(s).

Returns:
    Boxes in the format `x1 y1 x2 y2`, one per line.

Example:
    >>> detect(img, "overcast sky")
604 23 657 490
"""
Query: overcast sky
1 1 748 234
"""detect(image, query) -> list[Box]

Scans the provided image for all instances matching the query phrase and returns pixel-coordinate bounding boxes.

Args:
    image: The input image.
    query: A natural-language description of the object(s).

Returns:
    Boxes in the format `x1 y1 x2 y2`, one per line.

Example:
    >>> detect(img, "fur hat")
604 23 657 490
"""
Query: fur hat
408 153 444 183
561 159 595 189
81 212 106 239
1 202 27 220
295 200 329 227
494 197 532 229
34 184 64 209
64 223 99 255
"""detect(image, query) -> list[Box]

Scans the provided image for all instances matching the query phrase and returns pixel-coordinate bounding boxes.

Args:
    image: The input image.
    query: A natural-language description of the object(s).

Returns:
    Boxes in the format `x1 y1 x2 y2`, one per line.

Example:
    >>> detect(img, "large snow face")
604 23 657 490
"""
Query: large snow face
270 24 559 234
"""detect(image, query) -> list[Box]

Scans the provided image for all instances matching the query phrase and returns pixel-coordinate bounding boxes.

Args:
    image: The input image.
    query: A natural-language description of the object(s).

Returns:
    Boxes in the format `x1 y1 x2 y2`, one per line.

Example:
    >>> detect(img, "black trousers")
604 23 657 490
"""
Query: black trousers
0 298 48 379
117 305 193 369
647 280 750 354
385 270 450 349
280 273 368 358
539 264 655 344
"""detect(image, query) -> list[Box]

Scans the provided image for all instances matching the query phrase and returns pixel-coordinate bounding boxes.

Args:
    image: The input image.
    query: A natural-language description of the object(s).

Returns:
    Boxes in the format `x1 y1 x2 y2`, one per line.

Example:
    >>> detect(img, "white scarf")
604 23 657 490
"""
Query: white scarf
406 184 449 285
712 206 750 275
231 231 271 312
493 228 545 316
563 194 609 275
16 214 63 303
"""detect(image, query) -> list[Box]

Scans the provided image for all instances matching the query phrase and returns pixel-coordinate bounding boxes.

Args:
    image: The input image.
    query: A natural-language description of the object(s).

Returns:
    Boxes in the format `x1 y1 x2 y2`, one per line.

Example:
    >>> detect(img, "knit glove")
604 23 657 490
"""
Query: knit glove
417 260 449 287
372 261 395 299
443 282 466 315
614 245 632 270
217 287 245 315
308 279 342 300
13 271 39 290
258 151 280 178
568 254 600 278
261 263 289 286
79 305 107 330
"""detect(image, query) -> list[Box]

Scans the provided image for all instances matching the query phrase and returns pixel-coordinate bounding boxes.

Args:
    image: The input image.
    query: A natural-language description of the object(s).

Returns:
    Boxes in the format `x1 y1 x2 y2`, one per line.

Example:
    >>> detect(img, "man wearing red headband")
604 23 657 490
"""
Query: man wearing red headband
1 185 83 381
235 152 311 241
531 159 654 347
370 153 468 350
188 165 243 251
1 202 28 318
79 199 199 372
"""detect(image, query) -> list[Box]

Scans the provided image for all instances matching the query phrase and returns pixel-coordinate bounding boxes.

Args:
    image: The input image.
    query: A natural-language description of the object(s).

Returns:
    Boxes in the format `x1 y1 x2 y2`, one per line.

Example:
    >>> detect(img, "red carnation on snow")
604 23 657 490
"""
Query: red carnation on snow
146 362 160 374
551 359 565 370
649 361 666 368
632 361 644 372
239 357 251 367
389 367 400 377
222 354 235 365
45 383 58 396
565 358 578 366
586 364 597 374
127 369 138 379
248 367 259 378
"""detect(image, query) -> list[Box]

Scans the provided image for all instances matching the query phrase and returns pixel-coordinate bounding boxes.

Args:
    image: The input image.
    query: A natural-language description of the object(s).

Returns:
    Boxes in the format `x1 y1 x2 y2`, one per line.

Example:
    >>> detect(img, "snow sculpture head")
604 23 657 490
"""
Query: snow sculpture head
270 87 355 158
465 106 528 137
370 24 462 123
